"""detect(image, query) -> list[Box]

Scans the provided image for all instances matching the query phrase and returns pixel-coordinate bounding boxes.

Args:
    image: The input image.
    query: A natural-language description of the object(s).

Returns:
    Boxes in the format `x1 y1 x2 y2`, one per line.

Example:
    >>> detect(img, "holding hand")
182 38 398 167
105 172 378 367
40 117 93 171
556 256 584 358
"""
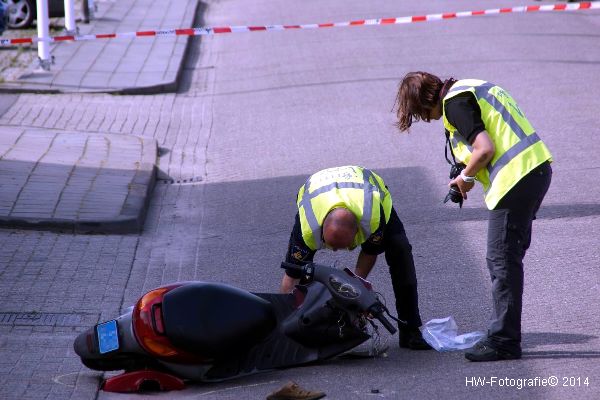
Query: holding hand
449 171 475 200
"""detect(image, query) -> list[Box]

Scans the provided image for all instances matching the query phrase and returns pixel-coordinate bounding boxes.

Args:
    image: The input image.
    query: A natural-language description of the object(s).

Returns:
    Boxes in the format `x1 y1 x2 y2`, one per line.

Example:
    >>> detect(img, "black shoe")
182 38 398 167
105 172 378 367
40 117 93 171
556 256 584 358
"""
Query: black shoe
399 328 432 350
465 342 521 362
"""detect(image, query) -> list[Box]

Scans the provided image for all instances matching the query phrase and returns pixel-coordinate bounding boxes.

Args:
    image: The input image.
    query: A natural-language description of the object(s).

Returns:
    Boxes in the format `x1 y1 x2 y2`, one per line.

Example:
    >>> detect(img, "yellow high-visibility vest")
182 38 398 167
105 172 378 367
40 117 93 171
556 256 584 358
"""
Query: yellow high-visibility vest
297 166 393 250
443 79 553 210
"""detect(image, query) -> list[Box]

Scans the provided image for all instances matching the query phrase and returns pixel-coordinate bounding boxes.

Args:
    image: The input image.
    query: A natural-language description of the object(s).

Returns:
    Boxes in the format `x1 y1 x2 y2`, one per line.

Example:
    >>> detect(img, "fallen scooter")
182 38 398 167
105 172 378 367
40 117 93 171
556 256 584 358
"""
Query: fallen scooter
74 262 399 392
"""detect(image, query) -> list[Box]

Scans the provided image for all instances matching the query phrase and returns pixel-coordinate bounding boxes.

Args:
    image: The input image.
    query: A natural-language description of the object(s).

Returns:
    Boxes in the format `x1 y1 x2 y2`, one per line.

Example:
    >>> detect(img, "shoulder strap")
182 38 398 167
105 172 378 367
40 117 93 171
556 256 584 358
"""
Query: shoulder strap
444 129 458 166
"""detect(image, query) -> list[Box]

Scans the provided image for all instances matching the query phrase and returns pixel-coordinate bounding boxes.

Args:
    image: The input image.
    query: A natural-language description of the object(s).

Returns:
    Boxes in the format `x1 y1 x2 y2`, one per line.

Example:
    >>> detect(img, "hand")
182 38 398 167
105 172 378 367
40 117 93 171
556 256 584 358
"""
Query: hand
449 176 475 200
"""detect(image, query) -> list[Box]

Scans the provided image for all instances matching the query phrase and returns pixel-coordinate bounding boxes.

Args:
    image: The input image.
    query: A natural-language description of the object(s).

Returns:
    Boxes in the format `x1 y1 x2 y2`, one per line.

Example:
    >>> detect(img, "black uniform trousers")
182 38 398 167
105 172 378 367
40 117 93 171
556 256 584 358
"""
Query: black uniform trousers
383 208 423 329
485 161 552 355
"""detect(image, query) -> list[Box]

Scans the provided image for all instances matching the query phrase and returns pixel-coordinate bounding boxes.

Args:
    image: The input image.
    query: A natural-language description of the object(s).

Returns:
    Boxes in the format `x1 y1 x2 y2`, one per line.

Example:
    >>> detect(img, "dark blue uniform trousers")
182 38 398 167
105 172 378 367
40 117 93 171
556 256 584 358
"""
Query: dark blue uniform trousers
485 162 552 355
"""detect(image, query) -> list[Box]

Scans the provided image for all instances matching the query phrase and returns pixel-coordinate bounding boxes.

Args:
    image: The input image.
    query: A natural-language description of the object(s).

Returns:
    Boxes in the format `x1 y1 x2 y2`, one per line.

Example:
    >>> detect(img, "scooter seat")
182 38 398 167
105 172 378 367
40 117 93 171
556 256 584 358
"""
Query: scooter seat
162 283 276 358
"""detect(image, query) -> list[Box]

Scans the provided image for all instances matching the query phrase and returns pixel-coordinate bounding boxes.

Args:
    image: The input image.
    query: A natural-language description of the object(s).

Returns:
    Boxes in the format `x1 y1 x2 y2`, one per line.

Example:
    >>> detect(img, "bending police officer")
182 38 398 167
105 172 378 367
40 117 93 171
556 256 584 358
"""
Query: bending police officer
394 72 552 361
280 165 431 350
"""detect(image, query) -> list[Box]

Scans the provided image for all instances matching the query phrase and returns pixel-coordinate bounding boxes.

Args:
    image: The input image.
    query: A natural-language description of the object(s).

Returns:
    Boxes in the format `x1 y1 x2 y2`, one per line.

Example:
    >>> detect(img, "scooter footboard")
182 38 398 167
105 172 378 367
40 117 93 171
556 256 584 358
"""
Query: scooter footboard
198 331 321 382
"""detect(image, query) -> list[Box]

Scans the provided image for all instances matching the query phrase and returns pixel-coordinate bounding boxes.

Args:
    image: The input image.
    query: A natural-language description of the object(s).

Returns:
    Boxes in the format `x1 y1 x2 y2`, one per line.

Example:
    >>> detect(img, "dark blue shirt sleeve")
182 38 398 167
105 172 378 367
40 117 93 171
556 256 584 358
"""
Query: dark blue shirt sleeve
284 213 316 278
445 93 486 144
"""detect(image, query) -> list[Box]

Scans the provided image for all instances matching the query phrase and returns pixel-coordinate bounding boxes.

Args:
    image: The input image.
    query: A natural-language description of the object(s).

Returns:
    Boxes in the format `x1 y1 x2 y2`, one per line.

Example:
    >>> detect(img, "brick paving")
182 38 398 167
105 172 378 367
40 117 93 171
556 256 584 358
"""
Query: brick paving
0 1 599 400
0 93 210 183
0 231 139 400
0 6 212 396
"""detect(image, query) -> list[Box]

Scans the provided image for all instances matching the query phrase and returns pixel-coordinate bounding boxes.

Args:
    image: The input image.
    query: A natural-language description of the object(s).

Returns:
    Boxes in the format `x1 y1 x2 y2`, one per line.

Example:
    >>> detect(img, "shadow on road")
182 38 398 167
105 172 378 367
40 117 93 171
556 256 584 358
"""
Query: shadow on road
524 351 600 359
176 1 207 95
523 332 600 359
524 332 598 347
536 203 600 220
407 203 600 224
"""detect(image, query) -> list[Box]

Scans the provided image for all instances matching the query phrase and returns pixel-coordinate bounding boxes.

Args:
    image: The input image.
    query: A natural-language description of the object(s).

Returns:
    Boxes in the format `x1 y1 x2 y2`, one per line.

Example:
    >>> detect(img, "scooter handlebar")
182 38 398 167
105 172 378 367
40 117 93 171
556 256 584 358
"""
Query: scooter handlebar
375 312 397 334
281 261 397 334
369 305 397 334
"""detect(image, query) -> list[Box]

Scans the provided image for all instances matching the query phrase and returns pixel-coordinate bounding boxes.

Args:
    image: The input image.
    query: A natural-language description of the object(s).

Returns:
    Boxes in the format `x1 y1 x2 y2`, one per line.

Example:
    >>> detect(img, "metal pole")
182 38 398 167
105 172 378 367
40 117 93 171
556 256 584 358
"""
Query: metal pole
82 0 89 23
82 0 94 23
88 0 95 19
36 0 52 71
64 0 77 35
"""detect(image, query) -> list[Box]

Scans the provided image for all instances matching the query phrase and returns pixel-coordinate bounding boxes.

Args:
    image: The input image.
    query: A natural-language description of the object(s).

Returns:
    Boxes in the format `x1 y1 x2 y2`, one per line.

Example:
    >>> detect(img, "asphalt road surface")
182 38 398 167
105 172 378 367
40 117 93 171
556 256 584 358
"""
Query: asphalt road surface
1 0 599 399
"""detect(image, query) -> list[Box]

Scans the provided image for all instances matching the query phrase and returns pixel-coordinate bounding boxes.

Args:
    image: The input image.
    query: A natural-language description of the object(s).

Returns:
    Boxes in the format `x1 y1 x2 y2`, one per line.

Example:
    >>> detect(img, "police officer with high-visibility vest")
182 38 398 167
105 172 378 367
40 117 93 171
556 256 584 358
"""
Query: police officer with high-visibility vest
394 72 552 361
280 165 431 350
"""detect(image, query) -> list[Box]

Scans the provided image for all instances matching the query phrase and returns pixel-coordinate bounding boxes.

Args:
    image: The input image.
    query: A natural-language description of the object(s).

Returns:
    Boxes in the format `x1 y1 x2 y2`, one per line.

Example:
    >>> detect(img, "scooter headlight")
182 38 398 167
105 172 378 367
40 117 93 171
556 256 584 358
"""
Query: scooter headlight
329 276 360 298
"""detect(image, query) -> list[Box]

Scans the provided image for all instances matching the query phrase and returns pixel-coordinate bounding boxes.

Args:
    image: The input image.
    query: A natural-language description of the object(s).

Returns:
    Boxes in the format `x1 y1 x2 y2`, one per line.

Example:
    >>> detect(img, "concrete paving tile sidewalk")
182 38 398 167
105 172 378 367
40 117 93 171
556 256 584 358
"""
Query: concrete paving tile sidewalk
0 127 157 233
0 0 200 94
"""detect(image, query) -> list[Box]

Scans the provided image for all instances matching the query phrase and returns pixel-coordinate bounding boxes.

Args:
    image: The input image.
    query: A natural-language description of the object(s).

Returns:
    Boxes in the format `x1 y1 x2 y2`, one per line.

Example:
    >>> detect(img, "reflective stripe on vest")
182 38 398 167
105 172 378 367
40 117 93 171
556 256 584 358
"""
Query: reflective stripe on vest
297 166 391 250
449 130 543 184
443 79 552 209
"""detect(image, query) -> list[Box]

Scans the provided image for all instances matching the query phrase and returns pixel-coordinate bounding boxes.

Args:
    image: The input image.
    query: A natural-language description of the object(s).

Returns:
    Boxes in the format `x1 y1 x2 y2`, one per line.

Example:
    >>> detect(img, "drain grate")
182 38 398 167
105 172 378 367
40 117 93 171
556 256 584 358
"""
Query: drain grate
157 177 203 185
0 312 99 327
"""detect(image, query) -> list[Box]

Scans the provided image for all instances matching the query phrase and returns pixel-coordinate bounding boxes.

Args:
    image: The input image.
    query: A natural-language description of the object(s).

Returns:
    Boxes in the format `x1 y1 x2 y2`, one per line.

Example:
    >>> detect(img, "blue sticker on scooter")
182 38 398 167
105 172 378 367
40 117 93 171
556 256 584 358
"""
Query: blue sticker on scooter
97 320 119 354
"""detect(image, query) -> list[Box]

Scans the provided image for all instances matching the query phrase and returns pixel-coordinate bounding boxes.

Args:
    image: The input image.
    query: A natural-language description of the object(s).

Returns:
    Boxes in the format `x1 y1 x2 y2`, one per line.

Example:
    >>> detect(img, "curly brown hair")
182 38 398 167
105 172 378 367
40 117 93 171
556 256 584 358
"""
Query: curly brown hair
393 71 444 132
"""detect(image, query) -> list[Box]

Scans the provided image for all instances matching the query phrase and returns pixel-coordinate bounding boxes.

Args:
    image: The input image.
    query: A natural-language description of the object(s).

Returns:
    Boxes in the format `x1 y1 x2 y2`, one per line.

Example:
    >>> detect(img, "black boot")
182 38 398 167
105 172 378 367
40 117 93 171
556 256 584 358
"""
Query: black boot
384 230 430 350
399 326 432 350
465 341 521 362
392 285 430 350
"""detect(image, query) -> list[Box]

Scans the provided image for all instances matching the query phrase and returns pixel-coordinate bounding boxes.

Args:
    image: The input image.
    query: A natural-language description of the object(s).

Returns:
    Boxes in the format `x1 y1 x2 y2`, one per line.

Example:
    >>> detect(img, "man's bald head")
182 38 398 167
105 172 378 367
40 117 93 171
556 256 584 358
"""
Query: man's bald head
322 208 358 250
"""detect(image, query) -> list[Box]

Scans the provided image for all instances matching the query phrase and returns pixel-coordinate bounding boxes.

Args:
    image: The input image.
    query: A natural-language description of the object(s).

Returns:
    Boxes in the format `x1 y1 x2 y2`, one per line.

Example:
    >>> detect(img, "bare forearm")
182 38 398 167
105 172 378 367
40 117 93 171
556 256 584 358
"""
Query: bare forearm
280 274 299 293
463 130 495 176
464 149 492 176
355 251 378 279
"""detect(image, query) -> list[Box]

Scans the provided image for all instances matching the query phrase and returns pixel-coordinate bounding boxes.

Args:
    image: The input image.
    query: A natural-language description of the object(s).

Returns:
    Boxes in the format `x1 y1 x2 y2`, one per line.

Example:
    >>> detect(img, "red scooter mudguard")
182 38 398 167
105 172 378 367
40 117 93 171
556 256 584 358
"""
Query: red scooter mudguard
102 370 185 392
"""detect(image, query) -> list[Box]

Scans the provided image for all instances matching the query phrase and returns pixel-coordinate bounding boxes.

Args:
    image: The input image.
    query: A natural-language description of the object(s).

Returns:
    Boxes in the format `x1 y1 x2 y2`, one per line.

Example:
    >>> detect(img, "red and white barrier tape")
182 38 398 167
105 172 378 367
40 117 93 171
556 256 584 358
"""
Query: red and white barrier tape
1 2 599 46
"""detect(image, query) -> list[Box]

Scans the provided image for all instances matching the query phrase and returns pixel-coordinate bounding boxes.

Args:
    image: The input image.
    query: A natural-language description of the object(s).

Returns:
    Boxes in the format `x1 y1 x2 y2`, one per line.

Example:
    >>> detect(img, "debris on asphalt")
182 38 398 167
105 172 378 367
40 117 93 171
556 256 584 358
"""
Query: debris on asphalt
266 381 326 400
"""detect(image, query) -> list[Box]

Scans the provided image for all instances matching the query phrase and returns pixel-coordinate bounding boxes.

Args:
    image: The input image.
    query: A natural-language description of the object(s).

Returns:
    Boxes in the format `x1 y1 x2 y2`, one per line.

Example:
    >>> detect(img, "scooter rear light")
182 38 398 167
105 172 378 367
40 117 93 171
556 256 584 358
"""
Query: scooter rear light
152 304 165 335
132 283 201 362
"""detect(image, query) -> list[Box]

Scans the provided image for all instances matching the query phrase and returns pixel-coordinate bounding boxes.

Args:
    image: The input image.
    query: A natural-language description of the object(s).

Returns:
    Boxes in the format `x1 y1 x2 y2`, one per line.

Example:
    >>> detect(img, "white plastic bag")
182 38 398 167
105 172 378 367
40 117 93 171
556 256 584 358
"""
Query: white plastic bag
420 316 485 352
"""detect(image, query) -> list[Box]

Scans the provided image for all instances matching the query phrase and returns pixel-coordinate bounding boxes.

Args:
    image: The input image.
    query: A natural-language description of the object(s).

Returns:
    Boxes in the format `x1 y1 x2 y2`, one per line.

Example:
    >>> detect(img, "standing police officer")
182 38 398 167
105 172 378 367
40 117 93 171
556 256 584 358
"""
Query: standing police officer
394 72 552 361
280 165 431 350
